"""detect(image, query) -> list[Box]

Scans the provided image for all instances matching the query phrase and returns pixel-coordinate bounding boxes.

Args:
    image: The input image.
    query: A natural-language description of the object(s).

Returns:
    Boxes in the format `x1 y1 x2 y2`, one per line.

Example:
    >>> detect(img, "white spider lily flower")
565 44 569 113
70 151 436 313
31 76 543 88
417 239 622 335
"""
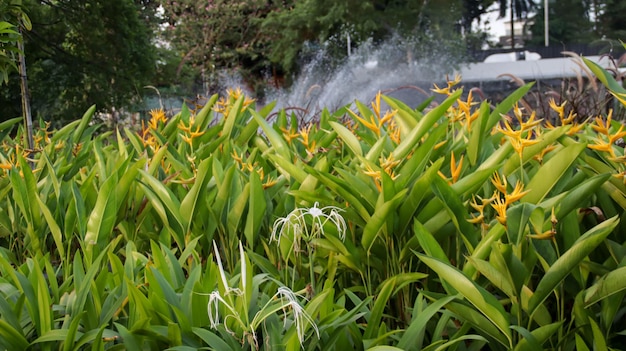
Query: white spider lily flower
212 240 242 296
270 202 347 245
239 241 247 293
275 286 319 345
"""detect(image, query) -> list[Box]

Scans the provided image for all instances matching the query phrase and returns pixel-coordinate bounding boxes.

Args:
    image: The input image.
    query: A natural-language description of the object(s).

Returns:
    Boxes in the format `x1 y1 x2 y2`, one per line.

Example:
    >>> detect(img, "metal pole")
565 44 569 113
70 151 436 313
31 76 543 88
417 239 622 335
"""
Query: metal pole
510 1 515 49
543 0 550 47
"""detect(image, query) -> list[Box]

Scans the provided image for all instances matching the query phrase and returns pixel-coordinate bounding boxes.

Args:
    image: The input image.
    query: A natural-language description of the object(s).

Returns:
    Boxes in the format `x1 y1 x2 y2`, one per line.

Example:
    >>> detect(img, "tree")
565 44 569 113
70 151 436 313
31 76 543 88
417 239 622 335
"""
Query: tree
527 0 596 47
0 0 157 123
159 0 279 97
597 0 626 42
0 0 30 84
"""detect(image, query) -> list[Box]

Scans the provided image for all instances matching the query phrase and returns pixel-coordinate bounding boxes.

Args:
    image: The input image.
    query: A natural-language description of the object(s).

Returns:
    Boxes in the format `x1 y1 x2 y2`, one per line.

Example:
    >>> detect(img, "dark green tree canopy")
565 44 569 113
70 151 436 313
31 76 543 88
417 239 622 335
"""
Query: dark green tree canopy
1 0 157 122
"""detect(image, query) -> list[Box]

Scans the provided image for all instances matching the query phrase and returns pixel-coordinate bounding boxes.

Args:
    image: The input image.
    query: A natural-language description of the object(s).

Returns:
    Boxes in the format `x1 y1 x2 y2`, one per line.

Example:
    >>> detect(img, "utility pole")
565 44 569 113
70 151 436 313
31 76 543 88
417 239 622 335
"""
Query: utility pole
510 1 515 49
543 0 550 47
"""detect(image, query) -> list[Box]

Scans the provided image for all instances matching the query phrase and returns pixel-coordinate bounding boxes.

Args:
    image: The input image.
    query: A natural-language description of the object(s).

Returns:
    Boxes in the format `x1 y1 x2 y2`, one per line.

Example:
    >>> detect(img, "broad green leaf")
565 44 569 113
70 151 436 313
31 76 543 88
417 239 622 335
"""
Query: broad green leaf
467 257 515 299
528 216 619 315
361 189 407 252
138 170 186 236
180 156 212 233
71 105 96 143
522 142 586 204
244 171 267 247
222 95 244 139
193 328 235 350
513 322 563 351
431 175 479 248
251 109 291 161
584 266 626 306
397 159 443 234
506 202 539 245
267 153 308 184
0 319 29 350
418 254 512 347
397 295 456 350
442 299 510 347
364 277 396 339
393 89 462 160
330 121 362 157
366 347 404 351
583 57 626 95
467 101 490 166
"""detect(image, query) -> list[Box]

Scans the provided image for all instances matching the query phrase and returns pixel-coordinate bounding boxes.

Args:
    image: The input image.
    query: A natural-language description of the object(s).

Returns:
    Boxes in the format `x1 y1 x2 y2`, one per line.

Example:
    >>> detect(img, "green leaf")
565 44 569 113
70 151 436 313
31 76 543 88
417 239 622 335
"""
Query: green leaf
467 101 490 166
397 295 456 350
84 173 118 262
138 170 186 243
417 254 512 347
506 203 540 246
0 319 29 350
244 170 267 247
363 277 396 339
180 156 212 233
513 322 563 351
193 328 235 350
330 121 362 157
528 216 619 315
584 266 626 307
442 299 510 347
522 142 586 204
251 109 291 161
361 189 407 252
72 105 96 143
393 89 462 160
431 175 479 248
466 257 515 299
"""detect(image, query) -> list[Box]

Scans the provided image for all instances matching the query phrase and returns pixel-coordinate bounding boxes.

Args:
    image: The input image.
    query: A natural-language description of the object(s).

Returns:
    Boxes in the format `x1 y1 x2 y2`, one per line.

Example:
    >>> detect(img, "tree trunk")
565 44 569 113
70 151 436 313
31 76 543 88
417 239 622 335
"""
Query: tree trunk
18 26 34 162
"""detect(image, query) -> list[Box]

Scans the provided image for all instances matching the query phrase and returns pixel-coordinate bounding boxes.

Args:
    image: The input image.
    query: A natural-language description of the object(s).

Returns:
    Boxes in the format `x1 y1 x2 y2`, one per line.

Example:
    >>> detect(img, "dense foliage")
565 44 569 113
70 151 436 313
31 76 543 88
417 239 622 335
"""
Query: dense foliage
0 0 157 123
1 55 626 350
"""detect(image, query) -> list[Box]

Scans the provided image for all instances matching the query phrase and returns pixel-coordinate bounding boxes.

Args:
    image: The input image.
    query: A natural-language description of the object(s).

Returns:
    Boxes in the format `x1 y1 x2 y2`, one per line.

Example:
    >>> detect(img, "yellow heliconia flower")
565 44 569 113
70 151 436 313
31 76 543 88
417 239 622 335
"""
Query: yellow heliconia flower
178 116 205 146
438 152 464 184
363 164 383 191
505 180 530 204
450 152 464 184
491 172 508 194
496 119 522 140
388 120 401 144
609 124 626 144
588 138 616 158
528 208 557 240
347 109 380 137
432 73 462 96
548 99 566 119
371 91 382 119
379 153 401 175
566 122 584 136
299 124 317 153
520 111 542 130
491 194 508 226
280 126 300 145
534 144 557 164
467 194 495 225
348 92 397 138
232 149 243 165
431 84 451 95
591 110 613 136
148 108 167 130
